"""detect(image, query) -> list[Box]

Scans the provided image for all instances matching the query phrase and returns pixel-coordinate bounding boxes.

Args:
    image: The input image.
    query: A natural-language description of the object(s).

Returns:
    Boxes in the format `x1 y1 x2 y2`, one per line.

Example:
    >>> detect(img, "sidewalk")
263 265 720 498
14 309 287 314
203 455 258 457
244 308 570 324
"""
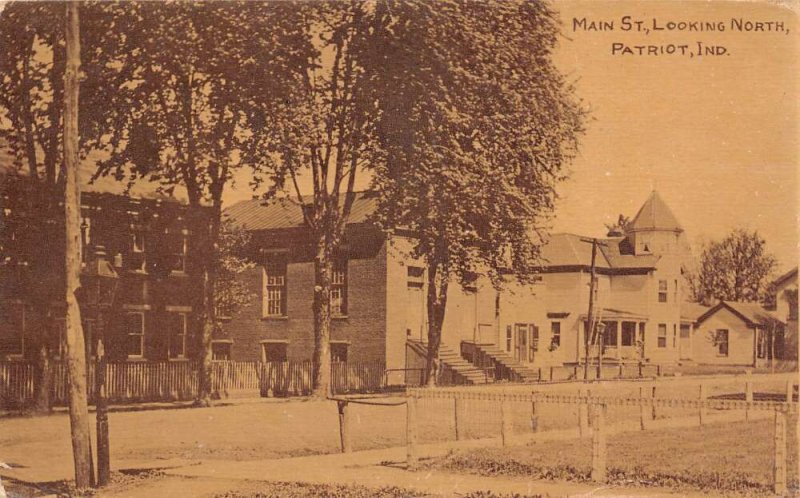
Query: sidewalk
146 441 717 498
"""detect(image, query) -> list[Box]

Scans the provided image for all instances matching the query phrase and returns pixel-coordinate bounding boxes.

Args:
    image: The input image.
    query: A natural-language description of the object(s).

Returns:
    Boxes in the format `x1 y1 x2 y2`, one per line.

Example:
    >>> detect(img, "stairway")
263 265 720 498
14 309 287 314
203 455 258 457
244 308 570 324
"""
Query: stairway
468 343 540 382
407 340 492 385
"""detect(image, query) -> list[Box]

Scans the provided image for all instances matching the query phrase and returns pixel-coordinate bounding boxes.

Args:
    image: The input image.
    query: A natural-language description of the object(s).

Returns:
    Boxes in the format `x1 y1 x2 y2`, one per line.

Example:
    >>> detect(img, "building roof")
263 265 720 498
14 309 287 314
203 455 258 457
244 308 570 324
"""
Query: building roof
695 300 784 328
225 193 377 231
680 301 711 322
773 267 798 289
629 190 683 233
539 233 660 271
579 307 650 321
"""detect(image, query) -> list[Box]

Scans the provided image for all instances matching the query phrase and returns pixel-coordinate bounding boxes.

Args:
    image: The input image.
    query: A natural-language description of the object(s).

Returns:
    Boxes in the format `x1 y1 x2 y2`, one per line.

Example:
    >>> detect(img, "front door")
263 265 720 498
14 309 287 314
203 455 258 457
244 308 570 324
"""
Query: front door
679 324 692 359
514 324 528 362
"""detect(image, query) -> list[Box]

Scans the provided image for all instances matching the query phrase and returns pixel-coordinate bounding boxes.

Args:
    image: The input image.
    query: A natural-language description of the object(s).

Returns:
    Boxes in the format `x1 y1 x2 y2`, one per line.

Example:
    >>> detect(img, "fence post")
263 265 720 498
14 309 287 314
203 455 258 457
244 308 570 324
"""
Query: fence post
786 380 794 402
638 362 643 378
618 363 623 378
500 399 512 446
745 377 753 421
406 395 418 469
591 403 607 483
651 385 657 421
337 400 352 453
454 397 462 441
578 388 589 437
639 386 646 430
656 364 662 377
531 395 539 433
773 410 787 495
549 366 554 381
699 383 707 426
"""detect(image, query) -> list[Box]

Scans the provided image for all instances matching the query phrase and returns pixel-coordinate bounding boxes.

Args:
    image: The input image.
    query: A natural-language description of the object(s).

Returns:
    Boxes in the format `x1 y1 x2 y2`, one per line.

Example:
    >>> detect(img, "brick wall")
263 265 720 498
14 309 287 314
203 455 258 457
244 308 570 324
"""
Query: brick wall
219 230 388 363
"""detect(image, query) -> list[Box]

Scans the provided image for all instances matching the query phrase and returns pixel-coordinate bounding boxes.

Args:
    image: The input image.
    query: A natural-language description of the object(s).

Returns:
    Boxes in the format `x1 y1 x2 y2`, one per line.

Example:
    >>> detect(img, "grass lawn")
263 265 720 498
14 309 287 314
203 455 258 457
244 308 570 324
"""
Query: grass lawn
214 482 541 498
425 417 799 497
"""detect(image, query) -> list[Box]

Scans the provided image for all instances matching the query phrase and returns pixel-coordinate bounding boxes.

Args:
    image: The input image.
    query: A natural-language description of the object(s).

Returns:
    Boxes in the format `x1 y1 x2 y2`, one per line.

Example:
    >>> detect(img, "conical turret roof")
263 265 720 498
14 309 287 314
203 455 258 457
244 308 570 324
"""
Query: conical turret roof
629 191 683 233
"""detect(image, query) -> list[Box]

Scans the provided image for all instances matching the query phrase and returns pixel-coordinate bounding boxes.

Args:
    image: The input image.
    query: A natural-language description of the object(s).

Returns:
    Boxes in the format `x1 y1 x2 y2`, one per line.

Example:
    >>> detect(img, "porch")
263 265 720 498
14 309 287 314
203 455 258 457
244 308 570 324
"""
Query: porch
581 308 648 362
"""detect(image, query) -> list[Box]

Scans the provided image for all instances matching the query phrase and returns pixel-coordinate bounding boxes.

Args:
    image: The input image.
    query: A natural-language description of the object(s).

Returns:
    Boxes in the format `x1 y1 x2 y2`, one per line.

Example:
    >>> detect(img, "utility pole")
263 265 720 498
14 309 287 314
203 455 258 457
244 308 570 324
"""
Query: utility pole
584 238 598 381
64 1 93 490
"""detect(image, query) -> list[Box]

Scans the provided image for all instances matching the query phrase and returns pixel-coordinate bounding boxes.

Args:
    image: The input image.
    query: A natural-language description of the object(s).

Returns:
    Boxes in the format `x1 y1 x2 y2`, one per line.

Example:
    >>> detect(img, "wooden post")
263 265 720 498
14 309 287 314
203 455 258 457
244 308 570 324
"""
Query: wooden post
638 362 643 378
773 410 787 495
786 380 794 403
96 337 110 486
639 386 646 430
531 396 539 433
406 396 418 469
618 363 624 378
591 404 607 483
454 398 462 441
656 364 662 377
500 400 512 446
337 400 352 453
651 385 657 420
745 378 753 421
549 366 554 381
698 383 707 426
578 388 589 437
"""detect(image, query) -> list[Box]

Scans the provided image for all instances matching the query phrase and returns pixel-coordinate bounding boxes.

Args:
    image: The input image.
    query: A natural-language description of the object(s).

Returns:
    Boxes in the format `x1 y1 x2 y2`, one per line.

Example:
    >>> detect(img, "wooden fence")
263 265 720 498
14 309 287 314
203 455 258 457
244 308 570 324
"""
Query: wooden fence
1 360 387 408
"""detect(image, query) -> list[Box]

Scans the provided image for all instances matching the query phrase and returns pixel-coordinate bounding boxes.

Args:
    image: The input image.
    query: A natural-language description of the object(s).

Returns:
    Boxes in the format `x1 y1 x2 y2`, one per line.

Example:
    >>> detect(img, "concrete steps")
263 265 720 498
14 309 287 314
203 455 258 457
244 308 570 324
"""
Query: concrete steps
471 344 540 382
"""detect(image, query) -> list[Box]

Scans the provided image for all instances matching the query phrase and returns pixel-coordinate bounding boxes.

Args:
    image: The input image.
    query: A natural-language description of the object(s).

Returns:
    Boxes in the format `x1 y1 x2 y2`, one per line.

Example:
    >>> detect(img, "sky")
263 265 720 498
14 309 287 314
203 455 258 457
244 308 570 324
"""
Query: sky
546 0 798 272
222 0 798 272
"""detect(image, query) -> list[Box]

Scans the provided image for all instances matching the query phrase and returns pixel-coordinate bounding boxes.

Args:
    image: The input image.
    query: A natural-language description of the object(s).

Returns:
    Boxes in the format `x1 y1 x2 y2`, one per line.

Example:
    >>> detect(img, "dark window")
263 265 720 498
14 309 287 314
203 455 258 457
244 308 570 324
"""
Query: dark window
529 325 539 358
0 302 25 356
262 342 288 362
658 280 668 303
131 229 146 271
407 266 424 288
263 256 287 317
168 313 187 359
170 229 188 272
657 323 667 348
331 258 348 316
550 322 561 349
715 329 729 357
680 324 691 338
212 342 231 361
603 321 618 346
621 321 636 346
506 325 512 352
125 312 145 358
331 342 348 362
673 324 678 348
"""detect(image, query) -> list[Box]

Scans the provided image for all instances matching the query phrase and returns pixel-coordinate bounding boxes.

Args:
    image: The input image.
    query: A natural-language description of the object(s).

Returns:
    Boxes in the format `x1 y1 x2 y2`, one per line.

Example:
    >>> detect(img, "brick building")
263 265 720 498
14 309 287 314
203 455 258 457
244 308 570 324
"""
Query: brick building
0 175 206 363
220 191 789 379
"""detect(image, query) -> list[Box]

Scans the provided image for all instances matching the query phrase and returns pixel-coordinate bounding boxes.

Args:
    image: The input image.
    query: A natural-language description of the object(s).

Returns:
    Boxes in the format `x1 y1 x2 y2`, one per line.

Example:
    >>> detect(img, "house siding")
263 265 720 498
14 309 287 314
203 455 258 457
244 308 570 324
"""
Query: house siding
693 307 755 365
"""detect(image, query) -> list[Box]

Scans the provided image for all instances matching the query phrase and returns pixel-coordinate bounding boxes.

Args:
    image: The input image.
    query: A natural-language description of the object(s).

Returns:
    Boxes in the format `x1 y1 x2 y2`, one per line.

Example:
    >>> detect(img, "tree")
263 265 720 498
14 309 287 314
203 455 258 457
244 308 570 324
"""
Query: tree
689 228 777 306
64 1 93 489
605 214 631 237
261 2 376 397
82 2 311 405
0 1 68 412
364 1 585 385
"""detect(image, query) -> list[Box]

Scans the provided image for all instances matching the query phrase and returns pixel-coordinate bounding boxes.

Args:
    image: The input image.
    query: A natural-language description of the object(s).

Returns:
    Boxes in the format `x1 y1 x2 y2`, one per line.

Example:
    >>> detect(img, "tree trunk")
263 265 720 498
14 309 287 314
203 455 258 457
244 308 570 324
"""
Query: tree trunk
193 208 220 406
311 235 333 398
33 326 52 413
425 263 448 387
64 2 94 489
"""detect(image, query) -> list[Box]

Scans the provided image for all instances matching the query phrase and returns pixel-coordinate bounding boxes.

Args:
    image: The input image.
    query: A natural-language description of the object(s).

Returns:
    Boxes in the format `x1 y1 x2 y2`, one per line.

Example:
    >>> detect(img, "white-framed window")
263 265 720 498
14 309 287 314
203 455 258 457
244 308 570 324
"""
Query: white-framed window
331 342 349 362
262 255 287 317
131 228 146 271
125 312 145 358
621 321 636 346
172 229 188 273
331 258 348 316
715 329 729 357
657 323 667 348
0 302 26 356
550 322 561 350
212 341 232 361
168 313 188 359
261 341 288 362
658 280 668 303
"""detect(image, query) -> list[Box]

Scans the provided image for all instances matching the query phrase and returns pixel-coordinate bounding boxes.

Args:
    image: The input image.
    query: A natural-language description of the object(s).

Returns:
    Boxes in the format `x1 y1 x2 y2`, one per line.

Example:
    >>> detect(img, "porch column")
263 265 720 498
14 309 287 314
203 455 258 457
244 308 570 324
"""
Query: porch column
616 321 622 360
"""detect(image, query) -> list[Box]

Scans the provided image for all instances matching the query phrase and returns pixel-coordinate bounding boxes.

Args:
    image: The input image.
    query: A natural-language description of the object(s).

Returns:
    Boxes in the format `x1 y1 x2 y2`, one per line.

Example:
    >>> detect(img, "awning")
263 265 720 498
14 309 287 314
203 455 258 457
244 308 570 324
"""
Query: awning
579 308 649 321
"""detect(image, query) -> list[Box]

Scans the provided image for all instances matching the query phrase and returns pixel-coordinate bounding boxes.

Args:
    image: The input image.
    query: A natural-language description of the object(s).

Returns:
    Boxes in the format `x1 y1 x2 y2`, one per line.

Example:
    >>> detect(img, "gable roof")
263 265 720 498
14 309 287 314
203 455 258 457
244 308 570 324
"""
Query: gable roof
629 190 683 233
695 300 784 328
681 301 711 322
773 267 798 289
224 193 377 231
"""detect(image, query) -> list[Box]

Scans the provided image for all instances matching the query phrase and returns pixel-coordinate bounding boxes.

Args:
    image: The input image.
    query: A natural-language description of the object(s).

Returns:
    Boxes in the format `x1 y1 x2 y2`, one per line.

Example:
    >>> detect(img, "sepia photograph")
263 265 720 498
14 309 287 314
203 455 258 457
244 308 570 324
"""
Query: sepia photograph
0 1 797 497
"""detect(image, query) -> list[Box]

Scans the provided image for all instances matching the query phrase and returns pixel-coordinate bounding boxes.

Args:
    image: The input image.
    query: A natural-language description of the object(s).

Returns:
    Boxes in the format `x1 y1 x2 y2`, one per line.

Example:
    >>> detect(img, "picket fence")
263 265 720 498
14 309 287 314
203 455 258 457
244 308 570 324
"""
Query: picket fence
0 360 387 408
